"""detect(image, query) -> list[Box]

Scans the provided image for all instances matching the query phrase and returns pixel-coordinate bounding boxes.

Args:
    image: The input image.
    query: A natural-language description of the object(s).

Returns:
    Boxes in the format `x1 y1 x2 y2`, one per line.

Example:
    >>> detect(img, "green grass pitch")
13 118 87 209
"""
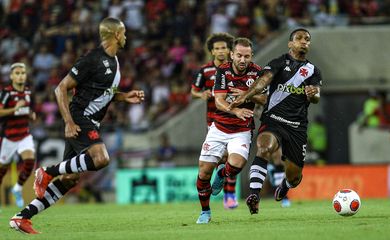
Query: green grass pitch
1 199 389 240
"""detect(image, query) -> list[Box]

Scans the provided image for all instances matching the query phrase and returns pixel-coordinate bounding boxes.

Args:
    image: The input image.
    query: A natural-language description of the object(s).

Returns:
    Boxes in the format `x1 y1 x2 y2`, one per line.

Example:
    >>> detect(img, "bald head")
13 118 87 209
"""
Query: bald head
99 17 125 42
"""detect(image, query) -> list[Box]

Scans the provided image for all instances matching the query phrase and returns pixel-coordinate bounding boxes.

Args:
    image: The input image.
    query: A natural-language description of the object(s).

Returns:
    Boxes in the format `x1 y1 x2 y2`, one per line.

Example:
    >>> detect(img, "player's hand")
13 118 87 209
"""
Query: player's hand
228 96 246 110
234 108 253 121
123 90 145 104
65 121 81 138
15 100 26 110
229 87 245 97
201 90 212 100
305 85 319 98
30 112 36 121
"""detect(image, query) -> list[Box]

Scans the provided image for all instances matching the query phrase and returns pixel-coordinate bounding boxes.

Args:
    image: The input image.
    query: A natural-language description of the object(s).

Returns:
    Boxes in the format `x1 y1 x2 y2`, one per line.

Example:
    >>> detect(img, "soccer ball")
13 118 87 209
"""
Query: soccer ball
332 189 361 216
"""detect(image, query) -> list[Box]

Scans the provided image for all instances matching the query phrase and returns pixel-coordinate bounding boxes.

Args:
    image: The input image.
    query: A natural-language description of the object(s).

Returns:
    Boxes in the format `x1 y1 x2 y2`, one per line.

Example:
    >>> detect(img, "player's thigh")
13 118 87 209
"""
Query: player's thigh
87 143 109 160
282 130 306 169
17 135 35 160
16 135 35 154
0 137 18 165
199 124 228 164
226 130 252 167
271 147 283 165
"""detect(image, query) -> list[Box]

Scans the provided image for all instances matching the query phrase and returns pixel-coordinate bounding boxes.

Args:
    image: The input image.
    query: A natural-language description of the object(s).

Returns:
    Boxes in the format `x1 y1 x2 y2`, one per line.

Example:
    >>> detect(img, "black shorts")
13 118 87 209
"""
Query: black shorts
258 119 307 168
63 117 103 160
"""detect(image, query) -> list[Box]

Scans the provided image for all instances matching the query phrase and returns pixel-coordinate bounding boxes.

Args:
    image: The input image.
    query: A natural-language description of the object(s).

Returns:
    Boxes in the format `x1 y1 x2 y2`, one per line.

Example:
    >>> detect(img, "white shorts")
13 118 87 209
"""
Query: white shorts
200 123 251 163
0 135 35 165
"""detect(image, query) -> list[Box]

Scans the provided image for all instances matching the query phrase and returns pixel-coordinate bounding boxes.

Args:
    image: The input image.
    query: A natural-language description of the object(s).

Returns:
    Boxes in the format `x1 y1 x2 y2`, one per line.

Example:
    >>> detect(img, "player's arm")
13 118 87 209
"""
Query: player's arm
229 87 267 105
251 94 268 105
191 88 211 101
305 85 320 103
215 93 253 121
54 74 81 138
114 90 145 104
229 71 273 109
191 70 211 100
306 67 322 104
0 91 26 117
0 101 26 117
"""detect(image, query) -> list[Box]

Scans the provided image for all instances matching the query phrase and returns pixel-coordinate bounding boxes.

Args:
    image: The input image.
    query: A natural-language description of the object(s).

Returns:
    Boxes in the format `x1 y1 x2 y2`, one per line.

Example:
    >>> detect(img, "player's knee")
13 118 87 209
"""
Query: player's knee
198 165 214 180
60 174 80 188
93 155 110 169
256 147 272 159
198 171 212 180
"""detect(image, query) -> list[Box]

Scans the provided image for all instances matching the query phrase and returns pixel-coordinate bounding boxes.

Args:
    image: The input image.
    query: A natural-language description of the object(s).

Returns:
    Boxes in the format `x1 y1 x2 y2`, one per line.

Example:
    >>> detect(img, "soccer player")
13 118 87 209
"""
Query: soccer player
196 38 267 224
192 32 241 209
229 28 322 214
9 17 145 234
0 63 36 208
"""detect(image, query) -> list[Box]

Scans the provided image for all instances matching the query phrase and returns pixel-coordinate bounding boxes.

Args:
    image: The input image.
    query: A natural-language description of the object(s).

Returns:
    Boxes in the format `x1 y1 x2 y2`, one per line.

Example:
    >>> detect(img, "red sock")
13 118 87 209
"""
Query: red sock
0 166 8 185
224 176 236 194
219 162 242 178
197 176 211 211
17 159 35 185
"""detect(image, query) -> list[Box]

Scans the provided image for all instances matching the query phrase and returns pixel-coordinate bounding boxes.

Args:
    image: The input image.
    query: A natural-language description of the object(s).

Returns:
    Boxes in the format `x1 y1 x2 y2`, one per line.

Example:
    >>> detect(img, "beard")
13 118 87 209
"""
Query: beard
234 62 247 72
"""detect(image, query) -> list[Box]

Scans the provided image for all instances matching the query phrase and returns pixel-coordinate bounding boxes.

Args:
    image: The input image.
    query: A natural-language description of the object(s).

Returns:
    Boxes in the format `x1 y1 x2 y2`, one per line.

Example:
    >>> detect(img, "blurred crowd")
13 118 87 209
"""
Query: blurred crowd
1 0 389 137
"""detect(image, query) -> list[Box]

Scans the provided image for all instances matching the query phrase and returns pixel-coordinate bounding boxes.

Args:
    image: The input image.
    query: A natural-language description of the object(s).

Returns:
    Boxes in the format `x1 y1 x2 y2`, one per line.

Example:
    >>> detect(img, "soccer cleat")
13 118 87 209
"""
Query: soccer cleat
34 167 53 199
223 193 238 209
275 179 289 201
211 164 225 196
246 194 259 214
196 210 211 224
11 187 24 208
9 215 40 234
281 198 291 208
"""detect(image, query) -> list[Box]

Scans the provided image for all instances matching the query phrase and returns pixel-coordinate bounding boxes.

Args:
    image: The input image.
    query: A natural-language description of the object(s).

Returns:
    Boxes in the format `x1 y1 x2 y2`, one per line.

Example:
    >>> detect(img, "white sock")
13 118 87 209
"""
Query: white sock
13 183 23 192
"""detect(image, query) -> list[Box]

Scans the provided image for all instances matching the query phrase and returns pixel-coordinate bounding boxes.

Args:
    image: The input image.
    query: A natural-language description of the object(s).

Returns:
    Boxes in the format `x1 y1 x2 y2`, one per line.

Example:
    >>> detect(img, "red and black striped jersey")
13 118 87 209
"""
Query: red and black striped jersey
213 62 262 133
0 85 32 141
192 61 217 126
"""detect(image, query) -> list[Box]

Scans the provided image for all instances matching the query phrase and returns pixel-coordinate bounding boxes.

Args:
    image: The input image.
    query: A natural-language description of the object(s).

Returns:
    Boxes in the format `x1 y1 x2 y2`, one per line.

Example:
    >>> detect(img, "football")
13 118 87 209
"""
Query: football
332 189 361 216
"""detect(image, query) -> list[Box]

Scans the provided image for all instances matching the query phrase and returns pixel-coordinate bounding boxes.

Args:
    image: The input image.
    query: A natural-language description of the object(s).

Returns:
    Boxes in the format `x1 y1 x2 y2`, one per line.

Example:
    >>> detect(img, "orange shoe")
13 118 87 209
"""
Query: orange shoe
9 216 40 234
34 167 53 198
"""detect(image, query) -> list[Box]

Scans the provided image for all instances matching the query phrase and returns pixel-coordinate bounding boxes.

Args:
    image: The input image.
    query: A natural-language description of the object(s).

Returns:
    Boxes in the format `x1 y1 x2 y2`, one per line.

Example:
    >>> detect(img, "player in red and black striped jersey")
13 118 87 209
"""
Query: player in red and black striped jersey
0 63 37 209
230 29 322 215
192 33 234 126
196 38 267 224
192 33 243 210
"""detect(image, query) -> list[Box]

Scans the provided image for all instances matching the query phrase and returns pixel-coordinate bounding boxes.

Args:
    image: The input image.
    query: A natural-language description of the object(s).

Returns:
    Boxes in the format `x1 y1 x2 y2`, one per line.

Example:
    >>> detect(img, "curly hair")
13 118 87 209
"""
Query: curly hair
205 32 234 52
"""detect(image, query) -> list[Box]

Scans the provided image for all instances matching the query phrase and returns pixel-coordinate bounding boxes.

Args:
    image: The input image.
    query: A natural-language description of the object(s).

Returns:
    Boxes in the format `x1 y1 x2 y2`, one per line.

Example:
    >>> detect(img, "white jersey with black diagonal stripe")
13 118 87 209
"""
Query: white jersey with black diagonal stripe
68 47 121 126
261 54 322 130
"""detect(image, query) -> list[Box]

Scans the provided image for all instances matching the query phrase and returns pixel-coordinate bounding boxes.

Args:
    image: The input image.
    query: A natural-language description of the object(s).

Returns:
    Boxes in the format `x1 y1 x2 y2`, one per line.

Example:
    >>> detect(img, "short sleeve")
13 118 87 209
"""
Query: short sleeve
0 89 9 108
68 54 91 84
308 67 322 86
213 67 227 93
262 57 283 76
192 69 205 91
